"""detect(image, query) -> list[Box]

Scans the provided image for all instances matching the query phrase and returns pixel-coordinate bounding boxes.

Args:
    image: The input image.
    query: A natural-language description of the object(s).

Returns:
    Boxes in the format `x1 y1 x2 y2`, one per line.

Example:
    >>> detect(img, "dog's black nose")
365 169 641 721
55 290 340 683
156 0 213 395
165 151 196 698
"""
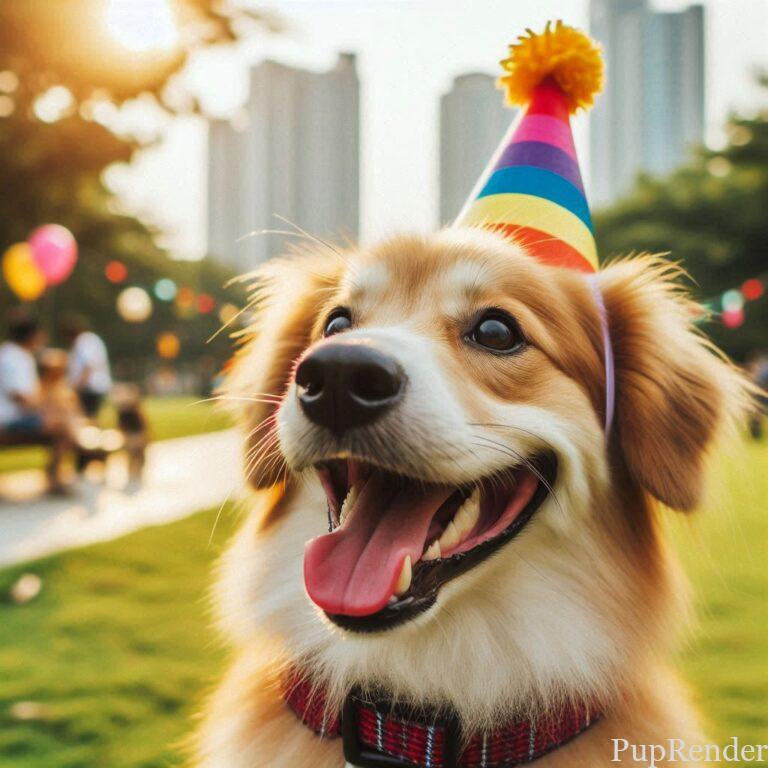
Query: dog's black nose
295 343 405 434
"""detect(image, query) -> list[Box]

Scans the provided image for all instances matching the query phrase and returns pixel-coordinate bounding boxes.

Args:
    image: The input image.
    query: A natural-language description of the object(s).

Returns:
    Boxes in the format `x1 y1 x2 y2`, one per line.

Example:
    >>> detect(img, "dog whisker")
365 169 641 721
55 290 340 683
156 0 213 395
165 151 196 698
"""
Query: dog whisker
471 435 564 518
272 214 352 267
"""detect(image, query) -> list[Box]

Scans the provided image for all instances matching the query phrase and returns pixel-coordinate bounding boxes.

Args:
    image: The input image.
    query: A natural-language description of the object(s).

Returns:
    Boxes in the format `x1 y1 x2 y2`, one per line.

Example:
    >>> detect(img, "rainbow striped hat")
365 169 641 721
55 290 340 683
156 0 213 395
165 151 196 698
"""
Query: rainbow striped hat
455 21 604 273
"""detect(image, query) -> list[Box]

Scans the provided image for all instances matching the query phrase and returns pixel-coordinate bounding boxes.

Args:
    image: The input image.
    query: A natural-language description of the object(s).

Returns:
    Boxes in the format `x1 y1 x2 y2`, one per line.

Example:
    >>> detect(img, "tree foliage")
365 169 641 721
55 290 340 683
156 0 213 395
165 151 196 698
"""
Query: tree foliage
0 0 278 110
0 1 274 374
594 81 768 361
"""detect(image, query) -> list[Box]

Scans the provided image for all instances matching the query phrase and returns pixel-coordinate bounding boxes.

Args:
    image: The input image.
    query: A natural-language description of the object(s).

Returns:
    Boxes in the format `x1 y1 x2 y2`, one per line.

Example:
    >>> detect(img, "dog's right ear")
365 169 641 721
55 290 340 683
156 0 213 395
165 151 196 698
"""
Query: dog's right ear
598 255 751 511
223 251 344 489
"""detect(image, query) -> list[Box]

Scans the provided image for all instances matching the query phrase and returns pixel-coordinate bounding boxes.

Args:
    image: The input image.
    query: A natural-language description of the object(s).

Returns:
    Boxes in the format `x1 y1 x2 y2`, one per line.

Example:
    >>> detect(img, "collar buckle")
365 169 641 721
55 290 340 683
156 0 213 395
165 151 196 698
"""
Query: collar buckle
342 689 461 768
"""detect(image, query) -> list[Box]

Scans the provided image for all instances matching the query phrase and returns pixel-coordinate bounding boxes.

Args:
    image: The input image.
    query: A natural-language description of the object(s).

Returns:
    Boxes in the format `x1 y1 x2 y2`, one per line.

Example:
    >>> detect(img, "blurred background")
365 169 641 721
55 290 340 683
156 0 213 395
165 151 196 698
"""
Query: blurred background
0 1 765 766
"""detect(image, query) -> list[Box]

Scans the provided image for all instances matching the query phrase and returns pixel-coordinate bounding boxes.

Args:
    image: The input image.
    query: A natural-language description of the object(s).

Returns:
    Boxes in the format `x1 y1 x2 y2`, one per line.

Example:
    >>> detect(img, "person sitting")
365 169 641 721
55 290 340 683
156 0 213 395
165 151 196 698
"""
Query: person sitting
0 312 72 494
38 349 84 437
60 314 112 420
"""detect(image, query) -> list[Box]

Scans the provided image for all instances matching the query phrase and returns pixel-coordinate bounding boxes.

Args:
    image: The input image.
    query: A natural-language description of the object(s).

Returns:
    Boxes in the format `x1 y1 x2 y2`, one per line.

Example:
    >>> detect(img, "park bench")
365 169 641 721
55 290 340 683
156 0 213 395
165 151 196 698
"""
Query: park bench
0 431 53 449
0 427 122 465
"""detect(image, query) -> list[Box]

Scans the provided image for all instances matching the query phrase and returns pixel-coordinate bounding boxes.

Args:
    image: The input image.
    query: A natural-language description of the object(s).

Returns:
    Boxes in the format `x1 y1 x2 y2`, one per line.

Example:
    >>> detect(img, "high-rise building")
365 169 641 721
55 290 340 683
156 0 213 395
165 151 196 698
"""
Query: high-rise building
439 73 513 225
208 54 360 271
590 0 704 207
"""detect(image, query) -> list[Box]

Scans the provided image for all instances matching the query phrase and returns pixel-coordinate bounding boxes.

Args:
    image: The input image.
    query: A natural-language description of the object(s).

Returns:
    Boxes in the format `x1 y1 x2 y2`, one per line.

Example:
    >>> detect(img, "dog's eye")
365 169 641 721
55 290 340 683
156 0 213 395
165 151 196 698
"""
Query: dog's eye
324 308 352 337
467 311 524 353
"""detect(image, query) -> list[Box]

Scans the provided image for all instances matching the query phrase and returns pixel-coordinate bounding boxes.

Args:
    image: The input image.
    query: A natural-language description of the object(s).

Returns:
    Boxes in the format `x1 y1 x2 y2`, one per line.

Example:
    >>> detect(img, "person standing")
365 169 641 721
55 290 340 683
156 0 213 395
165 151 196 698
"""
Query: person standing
61 314 112 419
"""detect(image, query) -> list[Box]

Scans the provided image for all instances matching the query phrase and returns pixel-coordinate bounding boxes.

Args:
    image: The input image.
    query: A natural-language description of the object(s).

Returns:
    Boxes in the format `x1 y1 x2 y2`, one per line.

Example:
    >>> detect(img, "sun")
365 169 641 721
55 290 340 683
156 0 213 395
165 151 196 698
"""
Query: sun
105 0 179 53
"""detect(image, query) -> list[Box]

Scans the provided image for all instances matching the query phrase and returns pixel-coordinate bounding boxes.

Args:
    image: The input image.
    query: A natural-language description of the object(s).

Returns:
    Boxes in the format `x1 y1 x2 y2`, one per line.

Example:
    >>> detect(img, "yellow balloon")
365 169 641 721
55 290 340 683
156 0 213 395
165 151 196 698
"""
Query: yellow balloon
2 243 46 301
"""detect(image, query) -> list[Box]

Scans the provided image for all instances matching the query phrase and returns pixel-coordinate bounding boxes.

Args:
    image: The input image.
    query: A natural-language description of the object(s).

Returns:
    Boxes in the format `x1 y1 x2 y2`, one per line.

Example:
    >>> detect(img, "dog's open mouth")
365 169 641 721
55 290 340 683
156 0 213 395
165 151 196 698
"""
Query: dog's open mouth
304 453 556 632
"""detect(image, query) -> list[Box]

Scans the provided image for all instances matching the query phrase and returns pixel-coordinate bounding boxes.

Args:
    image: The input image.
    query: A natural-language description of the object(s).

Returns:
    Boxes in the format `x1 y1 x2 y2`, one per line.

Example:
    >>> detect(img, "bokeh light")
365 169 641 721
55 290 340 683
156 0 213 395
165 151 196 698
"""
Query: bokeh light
154 278 177 301
707 156 731 177
0 95 14 117
721 289 744 312
0 70 19 93
105 260 127 283
741 278 764 301
218 303 239 326
33 85 75 123
176 286 195 309
117 286 153 323
196 293 216 314
106 0 179 53
722 308 744 329
156 332 181 359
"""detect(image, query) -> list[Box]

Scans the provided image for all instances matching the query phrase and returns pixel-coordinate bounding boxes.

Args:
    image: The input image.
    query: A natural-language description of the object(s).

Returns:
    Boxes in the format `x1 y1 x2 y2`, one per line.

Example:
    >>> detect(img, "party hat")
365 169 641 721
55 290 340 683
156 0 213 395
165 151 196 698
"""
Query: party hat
455 21 604 273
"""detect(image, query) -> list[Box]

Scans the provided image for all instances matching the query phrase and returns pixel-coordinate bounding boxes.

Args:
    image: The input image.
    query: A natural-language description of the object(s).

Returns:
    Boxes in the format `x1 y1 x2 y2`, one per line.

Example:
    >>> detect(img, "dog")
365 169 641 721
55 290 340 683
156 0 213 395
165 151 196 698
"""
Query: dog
196 228 748 767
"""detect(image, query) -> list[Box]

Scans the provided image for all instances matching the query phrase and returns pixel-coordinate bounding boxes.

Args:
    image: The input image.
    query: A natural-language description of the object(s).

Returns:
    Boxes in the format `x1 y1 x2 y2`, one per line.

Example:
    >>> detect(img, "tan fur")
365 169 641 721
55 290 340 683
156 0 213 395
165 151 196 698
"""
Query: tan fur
196 229 749 767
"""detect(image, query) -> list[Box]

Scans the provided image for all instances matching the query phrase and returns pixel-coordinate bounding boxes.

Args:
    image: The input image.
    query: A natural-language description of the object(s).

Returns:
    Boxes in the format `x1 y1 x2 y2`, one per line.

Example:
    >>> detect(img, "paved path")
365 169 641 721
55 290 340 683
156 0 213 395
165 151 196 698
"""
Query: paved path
0 429 243 567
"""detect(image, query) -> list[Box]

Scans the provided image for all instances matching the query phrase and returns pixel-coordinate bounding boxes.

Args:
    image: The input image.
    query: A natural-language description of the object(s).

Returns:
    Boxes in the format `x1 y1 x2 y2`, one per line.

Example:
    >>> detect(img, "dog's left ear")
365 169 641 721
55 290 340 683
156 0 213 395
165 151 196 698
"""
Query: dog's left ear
223 250 344 489
598 256 750 511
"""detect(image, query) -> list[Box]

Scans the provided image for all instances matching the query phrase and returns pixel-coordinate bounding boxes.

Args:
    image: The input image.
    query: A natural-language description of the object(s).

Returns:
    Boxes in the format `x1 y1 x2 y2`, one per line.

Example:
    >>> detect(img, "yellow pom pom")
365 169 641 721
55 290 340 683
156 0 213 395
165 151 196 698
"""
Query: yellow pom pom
498 20 604 114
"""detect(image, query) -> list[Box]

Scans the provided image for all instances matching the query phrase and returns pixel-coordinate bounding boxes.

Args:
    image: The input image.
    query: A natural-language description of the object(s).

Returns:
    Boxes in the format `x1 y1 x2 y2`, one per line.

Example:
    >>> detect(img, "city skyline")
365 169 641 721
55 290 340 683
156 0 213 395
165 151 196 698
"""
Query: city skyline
105 0 768 260
590 0 705 205
208 55 359 271
439 73 511 225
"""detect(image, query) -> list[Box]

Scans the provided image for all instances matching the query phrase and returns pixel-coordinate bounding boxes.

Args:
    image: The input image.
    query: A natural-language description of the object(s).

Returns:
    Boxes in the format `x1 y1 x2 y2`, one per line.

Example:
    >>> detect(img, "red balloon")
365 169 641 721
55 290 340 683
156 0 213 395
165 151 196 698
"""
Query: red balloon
28 224 78 285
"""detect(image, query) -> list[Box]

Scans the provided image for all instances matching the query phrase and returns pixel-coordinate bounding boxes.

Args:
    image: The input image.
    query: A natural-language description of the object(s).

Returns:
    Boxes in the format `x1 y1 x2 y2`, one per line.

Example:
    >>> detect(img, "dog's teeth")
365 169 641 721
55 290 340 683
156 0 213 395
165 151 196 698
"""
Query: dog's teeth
453 488 480 539
394 556 412 596
339 482 361 524
422 540 441 561
439 521 460 552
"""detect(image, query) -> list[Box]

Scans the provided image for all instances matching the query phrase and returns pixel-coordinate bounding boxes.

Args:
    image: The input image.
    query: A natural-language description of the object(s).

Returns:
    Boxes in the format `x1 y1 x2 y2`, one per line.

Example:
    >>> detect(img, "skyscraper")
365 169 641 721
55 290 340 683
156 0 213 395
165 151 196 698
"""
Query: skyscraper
439 73 512 225
207 54 360 271
590 0 704 207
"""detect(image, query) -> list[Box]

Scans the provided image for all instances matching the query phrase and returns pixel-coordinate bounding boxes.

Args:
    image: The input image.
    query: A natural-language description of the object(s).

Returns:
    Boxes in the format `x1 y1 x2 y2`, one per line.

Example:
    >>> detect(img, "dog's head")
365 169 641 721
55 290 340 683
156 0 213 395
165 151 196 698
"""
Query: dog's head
223 228 746 717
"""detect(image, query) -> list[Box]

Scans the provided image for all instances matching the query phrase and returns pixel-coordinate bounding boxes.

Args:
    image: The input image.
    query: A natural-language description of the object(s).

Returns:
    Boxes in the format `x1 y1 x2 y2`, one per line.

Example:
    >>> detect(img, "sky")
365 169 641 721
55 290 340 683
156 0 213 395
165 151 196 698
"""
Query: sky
106 0 768 259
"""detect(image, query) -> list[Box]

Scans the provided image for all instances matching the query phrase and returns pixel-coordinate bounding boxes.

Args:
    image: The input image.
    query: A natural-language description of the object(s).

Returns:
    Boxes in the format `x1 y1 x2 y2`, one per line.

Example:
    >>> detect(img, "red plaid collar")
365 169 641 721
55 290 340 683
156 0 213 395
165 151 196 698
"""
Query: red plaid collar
283 667 601 767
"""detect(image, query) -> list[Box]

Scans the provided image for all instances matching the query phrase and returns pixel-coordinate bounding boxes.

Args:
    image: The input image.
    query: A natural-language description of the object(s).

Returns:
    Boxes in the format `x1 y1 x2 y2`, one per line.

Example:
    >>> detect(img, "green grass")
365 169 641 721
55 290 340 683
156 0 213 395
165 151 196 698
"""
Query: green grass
0 441 765 767
0 397 232 475
0 506 240 768
668 439 768 751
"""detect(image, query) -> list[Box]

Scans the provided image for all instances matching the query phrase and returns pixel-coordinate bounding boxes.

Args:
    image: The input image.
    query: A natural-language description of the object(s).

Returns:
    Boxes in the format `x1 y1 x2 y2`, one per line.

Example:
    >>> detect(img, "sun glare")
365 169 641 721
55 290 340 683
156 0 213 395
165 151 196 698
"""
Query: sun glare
106 0 179 53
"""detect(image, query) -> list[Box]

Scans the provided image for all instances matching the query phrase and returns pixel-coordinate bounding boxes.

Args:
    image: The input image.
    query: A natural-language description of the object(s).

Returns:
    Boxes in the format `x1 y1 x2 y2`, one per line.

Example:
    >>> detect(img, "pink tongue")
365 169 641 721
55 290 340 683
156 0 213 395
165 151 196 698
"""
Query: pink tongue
304 473 452 617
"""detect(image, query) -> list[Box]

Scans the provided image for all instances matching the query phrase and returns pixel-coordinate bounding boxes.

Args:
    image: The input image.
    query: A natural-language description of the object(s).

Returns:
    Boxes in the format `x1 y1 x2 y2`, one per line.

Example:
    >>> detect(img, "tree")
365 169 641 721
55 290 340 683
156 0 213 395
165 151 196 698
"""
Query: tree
0 1 277 373
594 80 768 361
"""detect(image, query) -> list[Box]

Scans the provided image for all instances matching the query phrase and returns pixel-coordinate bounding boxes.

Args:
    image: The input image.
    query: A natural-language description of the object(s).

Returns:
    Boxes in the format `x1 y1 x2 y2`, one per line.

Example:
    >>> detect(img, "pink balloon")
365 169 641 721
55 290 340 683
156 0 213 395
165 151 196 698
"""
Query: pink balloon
28 224 78 286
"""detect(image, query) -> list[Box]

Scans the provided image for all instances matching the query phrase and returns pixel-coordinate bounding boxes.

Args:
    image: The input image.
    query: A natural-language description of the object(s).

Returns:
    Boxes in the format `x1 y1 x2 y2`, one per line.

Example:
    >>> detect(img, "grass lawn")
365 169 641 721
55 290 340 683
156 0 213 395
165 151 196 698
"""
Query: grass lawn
668 439 768 750
0 397 232 475
0 506 239 768
0 441 765 767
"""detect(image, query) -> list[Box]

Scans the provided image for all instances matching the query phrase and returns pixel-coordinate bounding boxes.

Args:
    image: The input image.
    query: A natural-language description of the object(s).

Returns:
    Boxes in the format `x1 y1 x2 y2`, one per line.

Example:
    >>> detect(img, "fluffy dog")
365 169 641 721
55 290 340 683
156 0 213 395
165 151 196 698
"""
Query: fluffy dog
196 228 747 767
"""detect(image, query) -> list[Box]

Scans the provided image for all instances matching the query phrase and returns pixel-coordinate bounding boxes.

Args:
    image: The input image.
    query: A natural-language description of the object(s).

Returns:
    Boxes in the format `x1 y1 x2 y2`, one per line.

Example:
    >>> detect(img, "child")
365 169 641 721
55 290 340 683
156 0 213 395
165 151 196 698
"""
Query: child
111 383 148 484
